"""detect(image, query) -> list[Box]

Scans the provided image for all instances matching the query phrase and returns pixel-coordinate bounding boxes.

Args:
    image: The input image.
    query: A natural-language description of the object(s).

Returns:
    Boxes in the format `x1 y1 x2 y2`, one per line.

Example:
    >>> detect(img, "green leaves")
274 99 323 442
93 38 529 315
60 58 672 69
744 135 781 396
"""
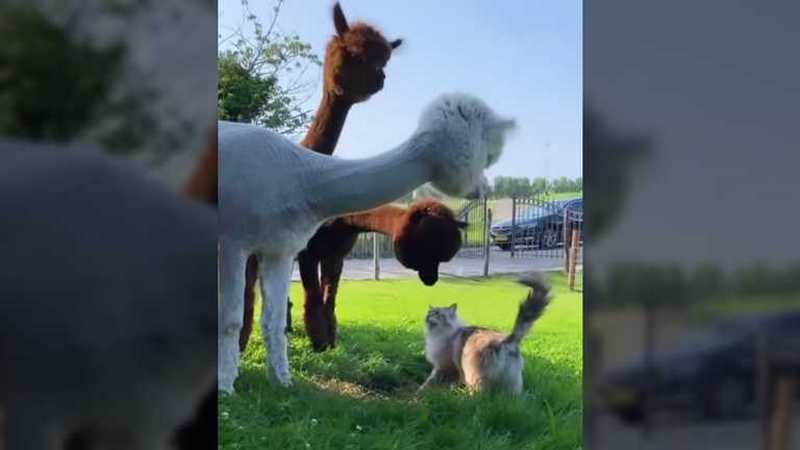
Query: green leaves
0 5 124 142
217 1 321 136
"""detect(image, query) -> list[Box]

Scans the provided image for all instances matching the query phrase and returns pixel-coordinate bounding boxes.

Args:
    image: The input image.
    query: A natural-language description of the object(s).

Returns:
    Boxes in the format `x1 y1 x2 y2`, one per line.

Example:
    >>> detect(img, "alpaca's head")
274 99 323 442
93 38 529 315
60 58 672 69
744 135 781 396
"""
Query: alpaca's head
417 94 515 198
393 199 467 286
325 2 402 103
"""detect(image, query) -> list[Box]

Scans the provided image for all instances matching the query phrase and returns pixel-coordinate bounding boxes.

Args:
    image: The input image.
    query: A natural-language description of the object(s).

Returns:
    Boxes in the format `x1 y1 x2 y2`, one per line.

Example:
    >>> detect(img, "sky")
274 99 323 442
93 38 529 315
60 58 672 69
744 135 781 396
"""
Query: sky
218 0 582 180
585 1 800 274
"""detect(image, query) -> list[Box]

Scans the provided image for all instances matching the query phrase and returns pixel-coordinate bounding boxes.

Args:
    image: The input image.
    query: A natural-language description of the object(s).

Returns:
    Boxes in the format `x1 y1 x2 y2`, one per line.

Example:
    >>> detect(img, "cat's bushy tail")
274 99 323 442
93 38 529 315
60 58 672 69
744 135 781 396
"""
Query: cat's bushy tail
503 272 551 347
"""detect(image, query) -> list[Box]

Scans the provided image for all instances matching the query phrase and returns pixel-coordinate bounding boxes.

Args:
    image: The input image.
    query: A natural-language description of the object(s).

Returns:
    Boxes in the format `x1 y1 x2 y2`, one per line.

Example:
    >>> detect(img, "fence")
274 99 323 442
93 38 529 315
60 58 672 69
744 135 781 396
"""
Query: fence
344 193 583 278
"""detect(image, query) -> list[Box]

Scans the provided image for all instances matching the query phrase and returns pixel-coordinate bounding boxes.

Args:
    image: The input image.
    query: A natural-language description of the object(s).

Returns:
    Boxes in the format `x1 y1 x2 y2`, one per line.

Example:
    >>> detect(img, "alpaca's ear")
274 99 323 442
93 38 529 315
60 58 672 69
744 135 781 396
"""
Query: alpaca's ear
494 118 517 132
449 303 458 312
390 38 403 49
333 2 349 36
455 220 469 230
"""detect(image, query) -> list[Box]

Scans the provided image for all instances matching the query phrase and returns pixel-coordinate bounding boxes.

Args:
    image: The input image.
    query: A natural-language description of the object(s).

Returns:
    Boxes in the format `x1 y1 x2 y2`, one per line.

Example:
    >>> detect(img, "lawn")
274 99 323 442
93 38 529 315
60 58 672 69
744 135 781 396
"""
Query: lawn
219 273 583 450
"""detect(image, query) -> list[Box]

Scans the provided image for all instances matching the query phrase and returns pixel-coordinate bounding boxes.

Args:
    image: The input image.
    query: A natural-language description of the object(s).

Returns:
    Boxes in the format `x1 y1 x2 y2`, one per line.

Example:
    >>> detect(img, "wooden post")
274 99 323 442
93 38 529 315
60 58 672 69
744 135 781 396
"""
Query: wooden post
372 232 380 280
768 375 797 450
568 228 579 290
564 209 571 273
0 405 4 450
484 208 492 277
758 333 773 450
510 196 517 258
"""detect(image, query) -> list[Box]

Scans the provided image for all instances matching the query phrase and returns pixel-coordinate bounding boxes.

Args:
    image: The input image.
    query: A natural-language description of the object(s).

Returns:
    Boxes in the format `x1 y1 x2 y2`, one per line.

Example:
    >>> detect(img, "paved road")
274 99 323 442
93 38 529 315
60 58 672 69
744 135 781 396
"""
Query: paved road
291 248 582 281
590 413 800 450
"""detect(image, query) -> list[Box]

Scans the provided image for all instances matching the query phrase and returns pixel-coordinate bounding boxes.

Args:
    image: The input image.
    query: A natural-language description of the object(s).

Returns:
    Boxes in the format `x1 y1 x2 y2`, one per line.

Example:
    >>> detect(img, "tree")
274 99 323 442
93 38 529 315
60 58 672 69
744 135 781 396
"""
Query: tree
0 5 123 142
0 1 217 163
531 177 547 194
217 0 321 136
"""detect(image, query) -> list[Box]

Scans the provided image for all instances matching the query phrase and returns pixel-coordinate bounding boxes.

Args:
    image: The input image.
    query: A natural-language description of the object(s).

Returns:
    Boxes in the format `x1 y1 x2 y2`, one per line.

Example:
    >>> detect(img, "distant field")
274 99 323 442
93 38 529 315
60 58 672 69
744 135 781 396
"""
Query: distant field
220 273 583 450
545 191 582 200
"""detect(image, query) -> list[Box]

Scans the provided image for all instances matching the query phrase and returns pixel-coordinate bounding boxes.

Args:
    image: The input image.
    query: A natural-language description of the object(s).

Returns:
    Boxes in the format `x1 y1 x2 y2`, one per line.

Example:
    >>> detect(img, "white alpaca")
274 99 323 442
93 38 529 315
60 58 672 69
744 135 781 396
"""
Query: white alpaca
218 93 515 393
0 145 217 449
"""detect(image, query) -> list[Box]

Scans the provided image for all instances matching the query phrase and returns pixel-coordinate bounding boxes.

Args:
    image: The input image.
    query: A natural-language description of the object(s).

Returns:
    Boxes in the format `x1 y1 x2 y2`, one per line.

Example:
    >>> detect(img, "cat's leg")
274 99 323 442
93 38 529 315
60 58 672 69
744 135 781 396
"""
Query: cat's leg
298 250 327 351
417 368 443 393
320 255 344 348
239 254 259 352
219 241 247 394
259 256 293 386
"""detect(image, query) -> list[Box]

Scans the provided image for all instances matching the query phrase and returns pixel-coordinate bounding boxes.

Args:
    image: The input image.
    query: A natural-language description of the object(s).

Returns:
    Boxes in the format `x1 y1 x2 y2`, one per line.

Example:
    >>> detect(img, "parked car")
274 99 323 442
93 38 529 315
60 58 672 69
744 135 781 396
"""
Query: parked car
597 310 800 423
489 197 582 251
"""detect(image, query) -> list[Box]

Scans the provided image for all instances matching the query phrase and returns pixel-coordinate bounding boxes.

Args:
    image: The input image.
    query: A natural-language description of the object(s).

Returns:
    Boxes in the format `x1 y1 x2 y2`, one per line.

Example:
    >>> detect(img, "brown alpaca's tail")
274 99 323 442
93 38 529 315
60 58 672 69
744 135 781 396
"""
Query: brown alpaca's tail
503 272 551 348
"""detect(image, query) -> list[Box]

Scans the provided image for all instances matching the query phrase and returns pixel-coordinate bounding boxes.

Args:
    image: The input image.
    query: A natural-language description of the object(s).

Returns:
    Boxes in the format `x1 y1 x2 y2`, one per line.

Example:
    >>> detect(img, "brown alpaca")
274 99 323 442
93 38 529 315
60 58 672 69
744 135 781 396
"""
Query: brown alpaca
296 199 467 351
182 124 218 204
239 2 403 351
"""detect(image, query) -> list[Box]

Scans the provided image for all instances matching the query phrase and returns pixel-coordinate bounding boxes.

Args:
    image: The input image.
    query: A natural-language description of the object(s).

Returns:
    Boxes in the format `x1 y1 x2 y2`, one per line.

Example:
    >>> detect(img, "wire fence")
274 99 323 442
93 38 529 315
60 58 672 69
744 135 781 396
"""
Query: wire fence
346 193 583 268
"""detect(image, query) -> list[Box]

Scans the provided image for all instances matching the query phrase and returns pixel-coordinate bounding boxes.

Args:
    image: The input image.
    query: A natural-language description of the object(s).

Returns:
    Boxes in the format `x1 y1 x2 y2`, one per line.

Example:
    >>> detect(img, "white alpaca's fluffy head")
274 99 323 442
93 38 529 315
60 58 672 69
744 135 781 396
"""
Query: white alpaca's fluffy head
416 93 515 198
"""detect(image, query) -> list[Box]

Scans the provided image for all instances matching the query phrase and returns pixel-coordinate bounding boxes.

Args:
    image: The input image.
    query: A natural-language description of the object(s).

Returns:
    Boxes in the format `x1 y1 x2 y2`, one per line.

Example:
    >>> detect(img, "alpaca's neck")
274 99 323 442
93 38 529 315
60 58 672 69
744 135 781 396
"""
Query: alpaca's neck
301 91 353 156
307 131 436 219
339 205 406 236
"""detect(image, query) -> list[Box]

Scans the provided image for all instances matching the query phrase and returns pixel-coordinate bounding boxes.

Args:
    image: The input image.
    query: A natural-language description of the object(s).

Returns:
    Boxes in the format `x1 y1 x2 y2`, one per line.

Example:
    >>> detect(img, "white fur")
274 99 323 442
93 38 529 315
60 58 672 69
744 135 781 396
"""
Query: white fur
0 147 217 449
419 307 464 391
218 93 513 393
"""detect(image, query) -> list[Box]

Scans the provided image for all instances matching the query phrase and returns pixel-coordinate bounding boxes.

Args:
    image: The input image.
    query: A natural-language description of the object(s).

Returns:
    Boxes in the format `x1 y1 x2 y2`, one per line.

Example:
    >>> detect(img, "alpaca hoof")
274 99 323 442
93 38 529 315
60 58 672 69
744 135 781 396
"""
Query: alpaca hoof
270 370 293 387
218 373 236 395
310 339 329 353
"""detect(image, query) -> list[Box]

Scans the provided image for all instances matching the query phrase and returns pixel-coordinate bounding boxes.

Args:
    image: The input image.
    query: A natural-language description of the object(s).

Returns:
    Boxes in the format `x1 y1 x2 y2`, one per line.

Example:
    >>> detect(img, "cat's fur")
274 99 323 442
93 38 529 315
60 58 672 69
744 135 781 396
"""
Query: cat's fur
419 273 551 395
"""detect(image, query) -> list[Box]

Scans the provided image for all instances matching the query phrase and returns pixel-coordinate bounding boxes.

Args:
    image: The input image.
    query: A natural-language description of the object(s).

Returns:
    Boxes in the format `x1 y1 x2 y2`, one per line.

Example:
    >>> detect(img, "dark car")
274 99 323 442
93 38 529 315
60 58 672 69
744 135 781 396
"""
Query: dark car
489 197 582 251
597 310 800 423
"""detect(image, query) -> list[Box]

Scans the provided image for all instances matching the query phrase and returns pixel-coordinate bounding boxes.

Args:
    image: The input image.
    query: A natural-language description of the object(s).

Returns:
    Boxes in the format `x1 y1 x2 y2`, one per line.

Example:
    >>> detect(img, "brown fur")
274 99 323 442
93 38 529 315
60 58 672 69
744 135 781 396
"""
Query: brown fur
183 123 218 205
240 2 403 352
240 199 466 352
304 200 466 351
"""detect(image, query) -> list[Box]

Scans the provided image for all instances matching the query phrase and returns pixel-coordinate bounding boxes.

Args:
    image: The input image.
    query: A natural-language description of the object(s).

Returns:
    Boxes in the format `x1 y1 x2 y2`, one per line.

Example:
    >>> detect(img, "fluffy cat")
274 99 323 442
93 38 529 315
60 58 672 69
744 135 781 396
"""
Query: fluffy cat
419 273 551 395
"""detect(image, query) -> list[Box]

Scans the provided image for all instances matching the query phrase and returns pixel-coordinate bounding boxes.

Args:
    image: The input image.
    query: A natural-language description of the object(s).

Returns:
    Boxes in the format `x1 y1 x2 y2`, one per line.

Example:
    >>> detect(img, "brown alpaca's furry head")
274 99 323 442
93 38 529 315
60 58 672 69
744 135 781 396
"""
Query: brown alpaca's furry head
325 2 402 103
394 199 467 286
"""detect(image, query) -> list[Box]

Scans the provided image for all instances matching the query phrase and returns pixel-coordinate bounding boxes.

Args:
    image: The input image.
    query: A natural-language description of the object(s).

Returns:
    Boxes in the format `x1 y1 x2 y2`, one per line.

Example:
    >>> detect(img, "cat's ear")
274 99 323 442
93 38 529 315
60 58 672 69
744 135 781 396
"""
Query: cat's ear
448 303 458 312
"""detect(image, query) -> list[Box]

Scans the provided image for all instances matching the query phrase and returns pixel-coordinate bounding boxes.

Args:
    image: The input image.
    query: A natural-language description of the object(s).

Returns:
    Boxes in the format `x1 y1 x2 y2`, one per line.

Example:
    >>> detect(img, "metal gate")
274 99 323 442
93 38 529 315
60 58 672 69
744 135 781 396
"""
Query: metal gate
488 194 583 260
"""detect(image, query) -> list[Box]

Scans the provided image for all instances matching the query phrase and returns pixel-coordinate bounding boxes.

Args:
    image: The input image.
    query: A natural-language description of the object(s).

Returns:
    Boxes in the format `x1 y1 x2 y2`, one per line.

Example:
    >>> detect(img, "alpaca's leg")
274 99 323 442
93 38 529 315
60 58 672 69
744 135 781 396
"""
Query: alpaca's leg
239 254 259 352
219 242 246 393
285 297 293 333
298 250 327 351
320 256 344 348
258 257 293 386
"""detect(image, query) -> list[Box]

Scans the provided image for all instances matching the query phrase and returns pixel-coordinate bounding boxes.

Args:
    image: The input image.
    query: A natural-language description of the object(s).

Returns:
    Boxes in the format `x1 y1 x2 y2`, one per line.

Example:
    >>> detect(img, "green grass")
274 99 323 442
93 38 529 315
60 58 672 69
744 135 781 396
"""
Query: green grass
541 191 582 201
689 291 800 322
220 274 582 450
